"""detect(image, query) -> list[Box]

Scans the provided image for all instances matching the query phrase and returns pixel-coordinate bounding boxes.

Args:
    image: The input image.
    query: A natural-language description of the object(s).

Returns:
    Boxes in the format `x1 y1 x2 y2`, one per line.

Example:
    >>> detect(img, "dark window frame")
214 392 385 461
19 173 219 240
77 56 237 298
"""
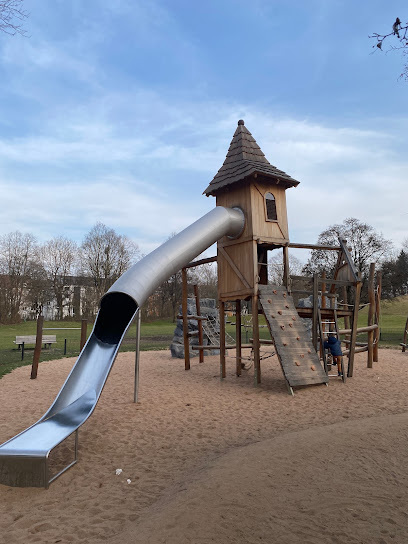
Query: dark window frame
264 192 278 222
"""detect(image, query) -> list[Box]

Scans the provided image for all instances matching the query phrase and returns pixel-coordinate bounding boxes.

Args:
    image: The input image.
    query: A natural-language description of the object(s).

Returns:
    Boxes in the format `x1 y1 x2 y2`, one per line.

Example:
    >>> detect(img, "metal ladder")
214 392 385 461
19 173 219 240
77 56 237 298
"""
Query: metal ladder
317 307 346 382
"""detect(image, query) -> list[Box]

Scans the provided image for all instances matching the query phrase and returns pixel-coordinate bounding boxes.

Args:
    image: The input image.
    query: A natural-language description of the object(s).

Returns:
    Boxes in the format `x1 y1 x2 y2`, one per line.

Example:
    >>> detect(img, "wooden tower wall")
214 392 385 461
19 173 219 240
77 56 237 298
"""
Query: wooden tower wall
215 177 290 301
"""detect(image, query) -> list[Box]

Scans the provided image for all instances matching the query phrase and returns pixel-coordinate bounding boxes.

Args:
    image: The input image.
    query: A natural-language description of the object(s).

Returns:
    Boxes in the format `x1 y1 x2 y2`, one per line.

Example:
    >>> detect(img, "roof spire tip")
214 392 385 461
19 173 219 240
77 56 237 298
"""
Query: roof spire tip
238 119 244 126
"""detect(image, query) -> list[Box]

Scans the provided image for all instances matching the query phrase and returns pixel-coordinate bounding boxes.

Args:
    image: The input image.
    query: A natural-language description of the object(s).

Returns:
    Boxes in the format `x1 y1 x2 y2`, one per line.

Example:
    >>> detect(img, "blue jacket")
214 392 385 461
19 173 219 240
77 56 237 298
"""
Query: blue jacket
324 336 342 356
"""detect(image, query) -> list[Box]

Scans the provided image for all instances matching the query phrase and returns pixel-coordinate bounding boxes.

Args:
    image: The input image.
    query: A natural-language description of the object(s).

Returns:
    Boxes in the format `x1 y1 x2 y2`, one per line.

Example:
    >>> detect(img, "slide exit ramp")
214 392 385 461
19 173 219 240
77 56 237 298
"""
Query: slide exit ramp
0 207 244 488
259 285 328 394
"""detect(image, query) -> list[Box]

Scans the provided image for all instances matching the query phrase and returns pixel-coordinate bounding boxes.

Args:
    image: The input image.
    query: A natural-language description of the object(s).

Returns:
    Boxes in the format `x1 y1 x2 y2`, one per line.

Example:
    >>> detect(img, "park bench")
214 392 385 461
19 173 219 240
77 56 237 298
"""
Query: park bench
13 335 57 349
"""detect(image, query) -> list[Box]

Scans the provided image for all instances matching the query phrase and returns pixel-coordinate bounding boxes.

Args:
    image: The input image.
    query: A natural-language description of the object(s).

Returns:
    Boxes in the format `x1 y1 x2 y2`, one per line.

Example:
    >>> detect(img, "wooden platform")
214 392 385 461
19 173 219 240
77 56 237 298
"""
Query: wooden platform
259 285 328 390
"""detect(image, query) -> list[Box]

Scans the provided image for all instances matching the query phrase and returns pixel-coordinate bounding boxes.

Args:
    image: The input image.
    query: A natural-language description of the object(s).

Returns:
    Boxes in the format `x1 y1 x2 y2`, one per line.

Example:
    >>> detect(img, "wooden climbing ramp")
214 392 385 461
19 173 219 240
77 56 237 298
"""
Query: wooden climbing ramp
259 285 328 392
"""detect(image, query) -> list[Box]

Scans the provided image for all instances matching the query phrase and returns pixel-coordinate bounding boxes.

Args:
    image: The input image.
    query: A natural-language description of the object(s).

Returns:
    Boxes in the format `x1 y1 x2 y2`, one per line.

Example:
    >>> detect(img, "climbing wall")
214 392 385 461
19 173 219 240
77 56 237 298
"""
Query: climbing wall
259 285 328 389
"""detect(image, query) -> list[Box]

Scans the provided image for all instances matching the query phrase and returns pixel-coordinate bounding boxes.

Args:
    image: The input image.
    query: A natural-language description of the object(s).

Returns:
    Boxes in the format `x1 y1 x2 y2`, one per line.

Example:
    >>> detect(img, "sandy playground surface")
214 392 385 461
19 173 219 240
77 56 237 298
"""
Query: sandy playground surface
1 348 408 543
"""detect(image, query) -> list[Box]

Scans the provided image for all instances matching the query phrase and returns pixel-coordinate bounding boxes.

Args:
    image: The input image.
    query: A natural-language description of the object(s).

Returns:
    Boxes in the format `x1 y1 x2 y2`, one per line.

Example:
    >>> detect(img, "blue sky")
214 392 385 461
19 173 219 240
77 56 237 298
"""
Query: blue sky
0 0 407 260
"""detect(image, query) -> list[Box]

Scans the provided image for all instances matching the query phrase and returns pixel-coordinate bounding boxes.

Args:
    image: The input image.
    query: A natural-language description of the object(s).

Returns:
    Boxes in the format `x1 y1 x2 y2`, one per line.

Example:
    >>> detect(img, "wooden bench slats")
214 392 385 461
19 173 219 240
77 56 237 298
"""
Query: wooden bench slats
14 335 57 345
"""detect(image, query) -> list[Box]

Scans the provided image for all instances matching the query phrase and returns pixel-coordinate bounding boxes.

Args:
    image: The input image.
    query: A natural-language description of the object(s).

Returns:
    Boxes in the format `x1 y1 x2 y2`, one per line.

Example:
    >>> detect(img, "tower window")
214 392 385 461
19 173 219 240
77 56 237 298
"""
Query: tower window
265 192 277 221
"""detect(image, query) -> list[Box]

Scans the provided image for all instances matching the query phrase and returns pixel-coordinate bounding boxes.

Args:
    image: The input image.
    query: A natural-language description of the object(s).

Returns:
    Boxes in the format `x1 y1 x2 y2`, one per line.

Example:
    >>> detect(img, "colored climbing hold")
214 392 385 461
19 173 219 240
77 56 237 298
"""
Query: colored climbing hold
289 323 293 328
300 353 304 358
283 293 287 298
278 310 282 315
296 336 300 341
283 342 287 346
267 299 272 304
292 316 296 321
310 365 316 371
280 325 285 330
285 304 289 309
273 290 278 295
295 361 301 366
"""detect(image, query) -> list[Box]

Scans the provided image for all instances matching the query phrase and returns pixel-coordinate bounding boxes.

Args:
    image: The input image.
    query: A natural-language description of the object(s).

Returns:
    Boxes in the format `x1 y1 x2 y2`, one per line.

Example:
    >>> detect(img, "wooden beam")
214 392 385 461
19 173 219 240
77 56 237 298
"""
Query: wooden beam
312 274 318 351
184 256 217 269
367 263 375 368
236 299 242 376
219 300 226 379
30 315 44 380
347 281 362 378
402 317 408 354
181 268 190 371
219 246 251 289
80 319 87 351
288 243 341 251
339 324 378 335
374 271 382 362
283 245 290 289
192 344 253 350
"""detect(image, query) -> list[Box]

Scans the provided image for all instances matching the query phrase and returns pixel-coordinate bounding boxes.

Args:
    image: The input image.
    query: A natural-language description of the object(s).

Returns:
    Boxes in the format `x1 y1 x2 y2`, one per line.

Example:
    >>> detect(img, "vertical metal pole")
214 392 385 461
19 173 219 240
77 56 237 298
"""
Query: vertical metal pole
21 342 25 361
64 338 67 355
134 309 141 403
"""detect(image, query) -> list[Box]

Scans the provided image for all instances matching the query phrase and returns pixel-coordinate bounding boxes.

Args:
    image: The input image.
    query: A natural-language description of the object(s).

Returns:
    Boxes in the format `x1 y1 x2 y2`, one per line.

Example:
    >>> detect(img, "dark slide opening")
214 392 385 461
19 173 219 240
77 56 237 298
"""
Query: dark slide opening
94 293 138 344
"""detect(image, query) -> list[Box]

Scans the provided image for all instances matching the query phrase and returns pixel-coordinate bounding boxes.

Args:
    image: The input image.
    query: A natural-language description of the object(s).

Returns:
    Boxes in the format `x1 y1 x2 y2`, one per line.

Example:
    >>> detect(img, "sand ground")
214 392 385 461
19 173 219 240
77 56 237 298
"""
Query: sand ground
1 348 408 543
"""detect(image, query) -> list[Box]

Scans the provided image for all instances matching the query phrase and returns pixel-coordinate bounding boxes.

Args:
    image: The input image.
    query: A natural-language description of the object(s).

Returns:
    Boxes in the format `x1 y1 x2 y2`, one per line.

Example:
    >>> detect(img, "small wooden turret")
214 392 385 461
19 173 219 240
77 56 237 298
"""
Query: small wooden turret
204 119 299 302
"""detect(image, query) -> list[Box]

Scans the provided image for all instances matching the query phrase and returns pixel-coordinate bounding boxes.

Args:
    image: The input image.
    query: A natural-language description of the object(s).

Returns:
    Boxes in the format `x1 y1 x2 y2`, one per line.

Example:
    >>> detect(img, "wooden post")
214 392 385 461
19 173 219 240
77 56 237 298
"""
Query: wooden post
373 271 382 362
347 281 362 378
181 268 190 370
80 319 88 351
342 285 350 331
283 245 290 289
402 317 408 354
236 299 242 376
367 263 375 368
312 274 318 350
219 300 226 379
252 294 261 385
30 315 44 379
193 284 204 364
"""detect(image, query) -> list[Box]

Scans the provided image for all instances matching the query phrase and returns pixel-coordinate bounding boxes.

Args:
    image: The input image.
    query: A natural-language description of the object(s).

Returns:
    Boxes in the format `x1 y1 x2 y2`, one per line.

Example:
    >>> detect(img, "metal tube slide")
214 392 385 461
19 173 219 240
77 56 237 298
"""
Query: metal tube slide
0 207 244 487
103 206 244 309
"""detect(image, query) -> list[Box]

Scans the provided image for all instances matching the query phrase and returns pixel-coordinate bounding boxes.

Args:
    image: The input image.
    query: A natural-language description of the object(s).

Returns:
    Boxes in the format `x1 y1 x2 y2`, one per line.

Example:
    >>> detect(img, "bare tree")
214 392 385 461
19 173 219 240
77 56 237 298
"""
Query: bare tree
0 231 38 322
370 17 408 80
268 252 303 286
0 0 28 36
302 218 391 295
80 223 140 303
40 236 78 320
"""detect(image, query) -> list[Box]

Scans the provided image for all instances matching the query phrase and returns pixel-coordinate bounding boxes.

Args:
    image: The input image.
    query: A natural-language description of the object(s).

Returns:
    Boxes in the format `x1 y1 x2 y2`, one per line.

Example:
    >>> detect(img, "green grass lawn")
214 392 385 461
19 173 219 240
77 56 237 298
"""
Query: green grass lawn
0 318 176 379
1 295 407 380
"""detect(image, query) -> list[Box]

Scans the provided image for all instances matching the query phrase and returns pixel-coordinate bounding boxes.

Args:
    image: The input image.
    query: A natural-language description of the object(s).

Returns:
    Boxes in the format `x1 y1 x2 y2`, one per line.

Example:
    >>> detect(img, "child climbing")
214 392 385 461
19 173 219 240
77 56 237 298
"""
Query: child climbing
324 334 343 376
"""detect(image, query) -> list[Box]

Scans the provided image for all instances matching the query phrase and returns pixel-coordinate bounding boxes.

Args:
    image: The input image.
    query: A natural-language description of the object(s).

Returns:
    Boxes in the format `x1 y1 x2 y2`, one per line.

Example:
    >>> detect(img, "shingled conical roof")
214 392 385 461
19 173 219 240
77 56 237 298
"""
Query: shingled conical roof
203 120 299 196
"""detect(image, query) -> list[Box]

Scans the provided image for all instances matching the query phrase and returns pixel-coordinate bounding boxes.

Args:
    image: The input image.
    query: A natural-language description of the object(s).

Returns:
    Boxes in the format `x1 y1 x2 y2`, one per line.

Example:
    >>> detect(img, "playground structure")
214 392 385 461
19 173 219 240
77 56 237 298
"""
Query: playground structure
0 120 381 487
180 120 381 392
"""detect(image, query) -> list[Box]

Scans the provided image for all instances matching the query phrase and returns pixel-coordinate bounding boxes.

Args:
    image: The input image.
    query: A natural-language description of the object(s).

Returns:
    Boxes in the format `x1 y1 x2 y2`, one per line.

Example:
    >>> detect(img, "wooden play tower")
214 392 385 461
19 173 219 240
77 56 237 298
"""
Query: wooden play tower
180 120 381 394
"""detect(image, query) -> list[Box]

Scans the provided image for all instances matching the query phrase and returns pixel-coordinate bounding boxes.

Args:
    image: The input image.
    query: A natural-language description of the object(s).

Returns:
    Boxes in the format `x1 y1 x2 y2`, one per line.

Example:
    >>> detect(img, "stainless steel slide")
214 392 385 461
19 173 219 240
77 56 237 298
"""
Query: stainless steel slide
0 207 244 488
